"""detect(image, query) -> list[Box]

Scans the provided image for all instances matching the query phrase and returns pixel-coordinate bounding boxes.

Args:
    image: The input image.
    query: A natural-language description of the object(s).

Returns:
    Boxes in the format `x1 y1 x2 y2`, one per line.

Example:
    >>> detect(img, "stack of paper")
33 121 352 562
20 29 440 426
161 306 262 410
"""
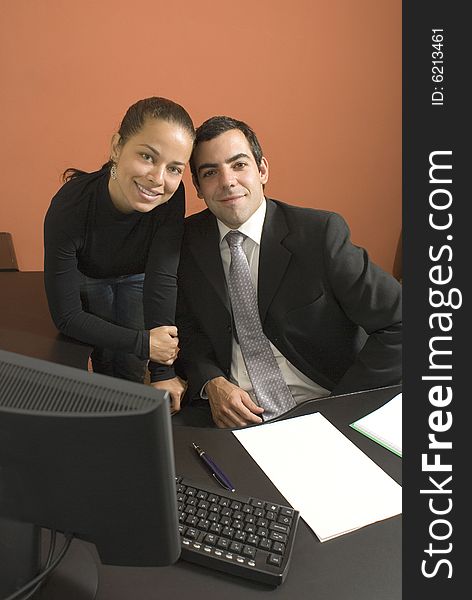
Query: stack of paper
233 412 401 542
350 393 402 457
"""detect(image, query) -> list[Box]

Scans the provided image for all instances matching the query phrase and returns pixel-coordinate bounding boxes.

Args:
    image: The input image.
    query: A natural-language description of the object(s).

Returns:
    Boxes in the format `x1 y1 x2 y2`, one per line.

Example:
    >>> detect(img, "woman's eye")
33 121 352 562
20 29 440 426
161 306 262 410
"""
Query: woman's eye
141 153 153 162
168 166 183 175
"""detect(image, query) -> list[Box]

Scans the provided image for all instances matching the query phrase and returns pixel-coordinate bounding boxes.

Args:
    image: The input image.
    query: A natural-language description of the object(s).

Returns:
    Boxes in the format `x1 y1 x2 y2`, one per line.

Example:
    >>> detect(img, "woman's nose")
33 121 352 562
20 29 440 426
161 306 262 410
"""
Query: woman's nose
147 165 165 185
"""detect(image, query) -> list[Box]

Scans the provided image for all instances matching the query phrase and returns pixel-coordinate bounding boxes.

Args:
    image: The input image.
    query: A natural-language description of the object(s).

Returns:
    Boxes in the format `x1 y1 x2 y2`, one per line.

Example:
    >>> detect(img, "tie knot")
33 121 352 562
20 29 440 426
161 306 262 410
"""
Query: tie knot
226 230 245 249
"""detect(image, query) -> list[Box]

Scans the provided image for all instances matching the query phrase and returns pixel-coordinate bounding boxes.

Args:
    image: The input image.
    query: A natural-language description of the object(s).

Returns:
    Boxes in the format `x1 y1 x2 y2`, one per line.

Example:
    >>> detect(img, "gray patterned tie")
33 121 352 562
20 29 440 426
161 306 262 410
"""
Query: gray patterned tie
226 230 296 420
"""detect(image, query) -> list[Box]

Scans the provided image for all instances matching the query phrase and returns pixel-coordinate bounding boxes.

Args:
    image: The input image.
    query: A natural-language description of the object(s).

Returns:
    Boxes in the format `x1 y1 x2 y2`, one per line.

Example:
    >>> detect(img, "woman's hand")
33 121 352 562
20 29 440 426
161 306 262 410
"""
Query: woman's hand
151 377 187 414
149 325 179 364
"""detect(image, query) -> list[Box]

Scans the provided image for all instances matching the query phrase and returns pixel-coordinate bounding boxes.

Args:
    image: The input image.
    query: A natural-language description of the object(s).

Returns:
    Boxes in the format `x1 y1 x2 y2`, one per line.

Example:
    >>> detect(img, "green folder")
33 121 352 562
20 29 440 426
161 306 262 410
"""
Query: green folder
350 393 402 457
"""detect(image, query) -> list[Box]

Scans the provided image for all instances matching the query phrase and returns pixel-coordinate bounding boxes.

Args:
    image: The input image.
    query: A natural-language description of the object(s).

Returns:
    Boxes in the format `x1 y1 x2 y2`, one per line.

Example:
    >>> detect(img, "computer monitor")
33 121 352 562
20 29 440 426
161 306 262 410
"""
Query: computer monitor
0 349 180 599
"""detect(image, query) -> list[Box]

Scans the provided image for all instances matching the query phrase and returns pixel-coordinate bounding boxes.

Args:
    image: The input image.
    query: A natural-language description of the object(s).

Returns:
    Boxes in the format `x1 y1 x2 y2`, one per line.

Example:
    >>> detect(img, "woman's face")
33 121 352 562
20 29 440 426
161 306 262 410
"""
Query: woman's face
108 118 193 214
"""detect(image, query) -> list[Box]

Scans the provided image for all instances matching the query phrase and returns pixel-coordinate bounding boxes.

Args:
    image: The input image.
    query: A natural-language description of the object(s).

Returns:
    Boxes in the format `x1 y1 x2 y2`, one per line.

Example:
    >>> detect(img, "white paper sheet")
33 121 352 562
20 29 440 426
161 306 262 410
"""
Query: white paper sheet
350 393 402 456
233 412 402 541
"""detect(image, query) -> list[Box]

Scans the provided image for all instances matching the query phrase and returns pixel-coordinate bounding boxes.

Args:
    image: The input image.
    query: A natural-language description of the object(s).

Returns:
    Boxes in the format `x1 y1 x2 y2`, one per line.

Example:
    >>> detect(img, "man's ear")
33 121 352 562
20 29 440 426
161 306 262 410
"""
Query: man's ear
192 174 203 199
259 156 269 185
110 133 122 162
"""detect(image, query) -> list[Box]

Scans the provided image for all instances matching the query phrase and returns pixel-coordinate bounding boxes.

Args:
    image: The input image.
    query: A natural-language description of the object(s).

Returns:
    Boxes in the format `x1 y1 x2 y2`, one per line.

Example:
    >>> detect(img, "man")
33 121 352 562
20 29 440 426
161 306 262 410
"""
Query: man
176 116 401 428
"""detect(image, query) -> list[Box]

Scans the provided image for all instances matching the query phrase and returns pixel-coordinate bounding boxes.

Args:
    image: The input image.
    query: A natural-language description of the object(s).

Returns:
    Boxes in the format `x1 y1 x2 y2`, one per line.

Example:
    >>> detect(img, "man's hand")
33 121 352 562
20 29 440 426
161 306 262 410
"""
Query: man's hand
149 326 179 365
151 376 187 414
205 377 264 428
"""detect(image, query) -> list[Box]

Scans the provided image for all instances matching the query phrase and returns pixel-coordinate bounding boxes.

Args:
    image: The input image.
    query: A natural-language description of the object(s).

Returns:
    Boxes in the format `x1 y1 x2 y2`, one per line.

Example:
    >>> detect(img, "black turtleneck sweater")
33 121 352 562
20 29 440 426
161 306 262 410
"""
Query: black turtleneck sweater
44 167 184 381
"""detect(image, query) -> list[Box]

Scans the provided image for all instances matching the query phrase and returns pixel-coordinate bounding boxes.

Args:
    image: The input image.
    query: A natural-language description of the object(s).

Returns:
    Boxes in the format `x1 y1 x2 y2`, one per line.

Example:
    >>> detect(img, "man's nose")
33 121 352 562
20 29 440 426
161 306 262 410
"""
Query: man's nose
220 167 236 188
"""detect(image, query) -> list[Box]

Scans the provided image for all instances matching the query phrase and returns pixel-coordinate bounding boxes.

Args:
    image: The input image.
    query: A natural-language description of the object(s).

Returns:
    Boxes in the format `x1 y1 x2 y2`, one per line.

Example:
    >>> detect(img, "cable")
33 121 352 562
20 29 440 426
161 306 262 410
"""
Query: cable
2 532 73 600
20 530 57 600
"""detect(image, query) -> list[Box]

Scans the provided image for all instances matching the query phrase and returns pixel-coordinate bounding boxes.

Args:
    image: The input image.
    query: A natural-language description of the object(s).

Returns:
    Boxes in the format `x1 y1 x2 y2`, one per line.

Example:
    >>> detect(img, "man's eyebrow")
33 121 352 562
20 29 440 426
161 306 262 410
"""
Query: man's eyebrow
138 144 186 166
197 153 251 173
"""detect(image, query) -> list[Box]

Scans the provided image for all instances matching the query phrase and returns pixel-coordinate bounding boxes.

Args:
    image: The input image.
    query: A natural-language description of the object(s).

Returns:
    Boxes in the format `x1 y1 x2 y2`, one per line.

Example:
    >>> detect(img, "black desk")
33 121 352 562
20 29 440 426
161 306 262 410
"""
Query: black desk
1 272 401 600
0 271 92 368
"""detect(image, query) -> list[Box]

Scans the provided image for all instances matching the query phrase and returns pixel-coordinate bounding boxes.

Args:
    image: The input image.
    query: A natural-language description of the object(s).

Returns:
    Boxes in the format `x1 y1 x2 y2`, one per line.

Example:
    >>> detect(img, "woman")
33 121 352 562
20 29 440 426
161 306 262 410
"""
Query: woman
44 97 195 412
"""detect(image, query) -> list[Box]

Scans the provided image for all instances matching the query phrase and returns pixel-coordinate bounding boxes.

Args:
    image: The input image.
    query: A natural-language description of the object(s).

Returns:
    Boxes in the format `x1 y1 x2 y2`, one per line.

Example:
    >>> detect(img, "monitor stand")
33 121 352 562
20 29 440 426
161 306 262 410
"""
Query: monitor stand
0 520 98 600
40 533 99 600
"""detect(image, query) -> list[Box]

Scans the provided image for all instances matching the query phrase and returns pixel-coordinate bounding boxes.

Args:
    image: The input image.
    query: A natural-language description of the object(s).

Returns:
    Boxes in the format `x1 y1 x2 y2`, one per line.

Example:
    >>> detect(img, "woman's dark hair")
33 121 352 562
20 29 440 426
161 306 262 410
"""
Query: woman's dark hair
189 116 263 182
63 97 195 182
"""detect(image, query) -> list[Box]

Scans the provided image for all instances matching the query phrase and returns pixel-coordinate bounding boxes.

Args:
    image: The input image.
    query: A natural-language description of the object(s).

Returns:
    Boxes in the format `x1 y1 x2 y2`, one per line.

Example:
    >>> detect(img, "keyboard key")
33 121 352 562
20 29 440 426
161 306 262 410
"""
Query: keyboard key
209 523 222 534
197 519 210 531
269 531 287 543
249 498 264 508
216 537 230 549
272 542 285 554
270 522 289 533
246 534 260 546
186 528 198 540
267 554 282 567
204 534 217 545
229 541 243 554
259 538 272 551
234 531 247 542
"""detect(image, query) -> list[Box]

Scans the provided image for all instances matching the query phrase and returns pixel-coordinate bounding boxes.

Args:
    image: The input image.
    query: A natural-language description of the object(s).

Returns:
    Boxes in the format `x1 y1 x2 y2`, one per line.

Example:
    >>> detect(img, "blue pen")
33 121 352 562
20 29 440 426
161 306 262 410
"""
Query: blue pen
192 443 236 492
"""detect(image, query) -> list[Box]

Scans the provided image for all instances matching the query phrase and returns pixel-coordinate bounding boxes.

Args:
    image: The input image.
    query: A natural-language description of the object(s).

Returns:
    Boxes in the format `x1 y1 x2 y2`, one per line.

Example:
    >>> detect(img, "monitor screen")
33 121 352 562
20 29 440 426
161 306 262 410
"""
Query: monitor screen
0 349 180 598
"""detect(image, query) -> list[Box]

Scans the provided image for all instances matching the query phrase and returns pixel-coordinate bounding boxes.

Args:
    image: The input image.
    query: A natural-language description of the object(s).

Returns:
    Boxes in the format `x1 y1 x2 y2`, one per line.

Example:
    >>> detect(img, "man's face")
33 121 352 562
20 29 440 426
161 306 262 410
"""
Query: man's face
192 129 268 228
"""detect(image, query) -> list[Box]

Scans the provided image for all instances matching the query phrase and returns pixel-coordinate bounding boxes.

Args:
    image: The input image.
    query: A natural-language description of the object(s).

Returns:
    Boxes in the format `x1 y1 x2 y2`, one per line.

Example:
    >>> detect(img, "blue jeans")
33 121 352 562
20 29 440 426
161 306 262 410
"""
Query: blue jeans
80 273 147 383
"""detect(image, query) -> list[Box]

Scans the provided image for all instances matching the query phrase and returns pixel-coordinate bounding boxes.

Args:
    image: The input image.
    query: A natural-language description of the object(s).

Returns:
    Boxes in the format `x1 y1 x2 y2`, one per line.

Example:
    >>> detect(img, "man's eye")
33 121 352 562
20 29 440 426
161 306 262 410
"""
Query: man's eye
202 170 215 178
234 162 247 169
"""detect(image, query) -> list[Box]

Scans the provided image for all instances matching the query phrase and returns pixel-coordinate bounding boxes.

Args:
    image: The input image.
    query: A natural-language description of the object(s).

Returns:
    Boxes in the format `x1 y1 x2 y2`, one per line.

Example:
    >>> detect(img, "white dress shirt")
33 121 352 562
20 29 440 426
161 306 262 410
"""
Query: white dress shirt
215 199 330 405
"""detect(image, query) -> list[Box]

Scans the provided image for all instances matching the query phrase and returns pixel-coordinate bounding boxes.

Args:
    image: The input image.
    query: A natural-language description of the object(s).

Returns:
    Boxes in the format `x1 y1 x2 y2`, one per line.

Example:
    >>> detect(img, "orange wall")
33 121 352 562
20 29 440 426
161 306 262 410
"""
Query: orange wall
0 0 401 273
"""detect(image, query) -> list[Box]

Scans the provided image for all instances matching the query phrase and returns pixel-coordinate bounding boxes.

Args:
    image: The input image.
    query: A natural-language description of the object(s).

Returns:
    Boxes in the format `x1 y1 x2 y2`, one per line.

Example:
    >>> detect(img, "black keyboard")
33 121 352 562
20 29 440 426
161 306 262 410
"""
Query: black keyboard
175 476 299 586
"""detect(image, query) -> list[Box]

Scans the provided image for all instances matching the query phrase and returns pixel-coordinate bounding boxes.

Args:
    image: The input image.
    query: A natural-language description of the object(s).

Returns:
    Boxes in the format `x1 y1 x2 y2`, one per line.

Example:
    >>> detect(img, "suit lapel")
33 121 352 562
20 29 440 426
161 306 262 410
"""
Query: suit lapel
188 211 230 312
258 200 292 322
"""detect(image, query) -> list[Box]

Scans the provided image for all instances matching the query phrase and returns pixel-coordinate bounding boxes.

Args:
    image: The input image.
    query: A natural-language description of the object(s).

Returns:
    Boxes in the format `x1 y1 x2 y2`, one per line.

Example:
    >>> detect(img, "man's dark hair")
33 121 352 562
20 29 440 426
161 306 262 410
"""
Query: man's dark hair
190 116 263 181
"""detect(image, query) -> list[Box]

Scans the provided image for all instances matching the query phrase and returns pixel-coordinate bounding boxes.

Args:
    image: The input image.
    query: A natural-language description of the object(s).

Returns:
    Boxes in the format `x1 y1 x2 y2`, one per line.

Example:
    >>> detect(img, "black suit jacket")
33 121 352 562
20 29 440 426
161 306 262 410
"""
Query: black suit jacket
177 199 402 401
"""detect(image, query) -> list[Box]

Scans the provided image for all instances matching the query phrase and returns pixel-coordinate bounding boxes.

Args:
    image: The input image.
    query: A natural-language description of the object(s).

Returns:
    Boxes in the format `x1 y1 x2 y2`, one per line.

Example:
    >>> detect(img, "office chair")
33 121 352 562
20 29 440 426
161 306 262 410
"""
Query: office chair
393 231 402 284
0 232 19 271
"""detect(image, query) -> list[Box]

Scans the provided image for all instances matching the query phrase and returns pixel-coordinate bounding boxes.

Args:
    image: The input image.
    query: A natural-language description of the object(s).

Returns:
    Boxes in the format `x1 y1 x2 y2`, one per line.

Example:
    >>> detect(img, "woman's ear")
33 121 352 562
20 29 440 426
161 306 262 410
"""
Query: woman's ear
110 133 122 162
